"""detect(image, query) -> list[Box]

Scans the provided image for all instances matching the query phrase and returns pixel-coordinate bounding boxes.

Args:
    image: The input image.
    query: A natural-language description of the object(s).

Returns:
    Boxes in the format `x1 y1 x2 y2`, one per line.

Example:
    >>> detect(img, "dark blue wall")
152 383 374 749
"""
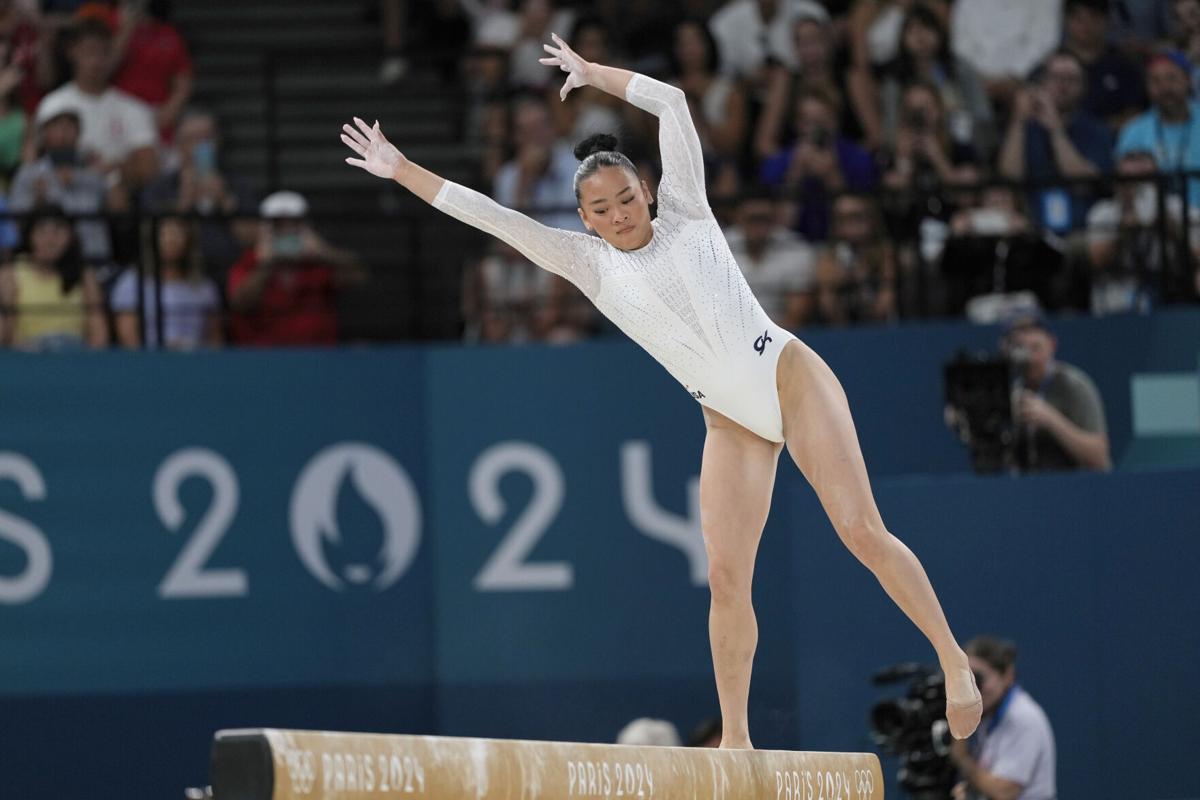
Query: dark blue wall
0 311 1197 799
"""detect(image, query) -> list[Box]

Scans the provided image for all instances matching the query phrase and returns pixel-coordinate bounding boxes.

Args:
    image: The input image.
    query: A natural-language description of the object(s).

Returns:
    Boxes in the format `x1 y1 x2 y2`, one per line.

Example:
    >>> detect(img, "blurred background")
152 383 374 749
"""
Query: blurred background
0 1 1197 798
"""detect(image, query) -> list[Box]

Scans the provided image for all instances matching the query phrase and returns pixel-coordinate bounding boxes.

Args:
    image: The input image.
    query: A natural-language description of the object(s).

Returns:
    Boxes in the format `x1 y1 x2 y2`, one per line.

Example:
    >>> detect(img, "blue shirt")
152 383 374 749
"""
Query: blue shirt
760 138 877 240
1116 102 1200 207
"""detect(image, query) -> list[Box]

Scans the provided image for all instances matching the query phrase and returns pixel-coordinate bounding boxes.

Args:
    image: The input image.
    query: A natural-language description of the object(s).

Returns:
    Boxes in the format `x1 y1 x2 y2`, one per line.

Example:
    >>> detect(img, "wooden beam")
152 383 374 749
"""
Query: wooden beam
212 728 884 799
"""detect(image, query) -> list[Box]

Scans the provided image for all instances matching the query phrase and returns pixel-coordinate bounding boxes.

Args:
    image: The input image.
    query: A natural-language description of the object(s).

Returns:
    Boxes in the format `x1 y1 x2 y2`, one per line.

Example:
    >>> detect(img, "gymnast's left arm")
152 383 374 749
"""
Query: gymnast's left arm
540 34 708 217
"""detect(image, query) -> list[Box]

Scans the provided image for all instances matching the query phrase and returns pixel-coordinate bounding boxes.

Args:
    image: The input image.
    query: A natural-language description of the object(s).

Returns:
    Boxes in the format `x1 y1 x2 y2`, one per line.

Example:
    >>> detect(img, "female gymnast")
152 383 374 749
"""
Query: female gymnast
340 33 982 749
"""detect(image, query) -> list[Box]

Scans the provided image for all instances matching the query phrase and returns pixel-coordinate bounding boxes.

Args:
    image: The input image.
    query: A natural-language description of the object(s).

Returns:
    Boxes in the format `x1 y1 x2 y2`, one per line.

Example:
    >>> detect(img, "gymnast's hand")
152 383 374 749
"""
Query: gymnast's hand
540 32 590 101
341 117 408 181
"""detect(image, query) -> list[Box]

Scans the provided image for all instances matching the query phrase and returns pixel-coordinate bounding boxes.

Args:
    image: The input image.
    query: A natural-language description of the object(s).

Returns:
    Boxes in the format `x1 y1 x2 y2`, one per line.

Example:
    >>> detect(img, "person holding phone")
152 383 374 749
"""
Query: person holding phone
226 190 366 347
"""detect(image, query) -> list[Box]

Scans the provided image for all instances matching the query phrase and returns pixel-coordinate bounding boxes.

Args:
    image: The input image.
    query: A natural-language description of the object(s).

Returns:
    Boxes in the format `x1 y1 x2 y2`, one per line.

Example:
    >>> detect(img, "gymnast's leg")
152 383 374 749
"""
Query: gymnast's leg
775 340 982 738
698 406 783 749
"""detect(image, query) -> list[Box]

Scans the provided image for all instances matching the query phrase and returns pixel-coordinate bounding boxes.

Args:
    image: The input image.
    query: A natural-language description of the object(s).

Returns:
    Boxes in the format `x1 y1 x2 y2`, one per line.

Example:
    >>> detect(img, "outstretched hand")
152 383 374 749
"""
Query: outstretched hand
341 117 407 180
539 32 590 101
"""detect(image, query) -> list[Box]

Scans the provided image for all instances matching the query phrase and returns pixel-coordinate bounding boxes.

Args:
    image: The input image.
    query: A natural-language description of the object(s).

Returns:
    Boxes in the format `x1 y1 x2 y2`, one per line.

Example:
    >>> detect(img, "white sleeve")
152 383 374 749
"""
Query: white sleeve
121 95 159 150
624 73 710 221
432 181 602 298
1012 0 1062 79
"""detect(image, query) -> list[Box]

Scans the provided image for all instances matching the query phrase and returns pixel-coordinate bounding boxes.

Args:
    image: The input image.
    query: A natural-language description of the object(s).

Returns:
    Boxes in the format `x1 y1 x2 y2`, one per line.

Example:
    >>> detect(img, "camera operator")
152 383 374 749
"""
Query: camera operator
1003 311 1110 472
949 636 1056 800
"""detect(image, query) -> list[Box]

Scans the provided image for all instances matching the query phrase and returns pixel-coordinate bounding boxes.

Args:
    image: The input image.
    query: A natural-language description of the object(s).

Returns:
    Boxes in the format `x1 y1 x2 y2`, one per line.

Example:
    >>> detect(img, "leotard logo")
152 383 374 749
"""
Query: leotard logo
754 330 773 355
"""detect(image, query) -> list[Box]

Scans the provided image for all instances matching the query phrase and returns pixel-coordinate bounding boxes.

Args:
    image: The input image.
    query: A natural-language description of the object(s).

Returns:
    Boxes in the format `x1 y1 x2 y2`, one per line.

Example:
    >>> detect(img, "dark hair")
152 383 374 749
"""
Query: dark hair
22 205 84 295
894 2 956 83
70 18 114 47
1065 0 1111 14
572 133 638 202
1034 48 1087 81
667 18 722 77
965 635 1018 674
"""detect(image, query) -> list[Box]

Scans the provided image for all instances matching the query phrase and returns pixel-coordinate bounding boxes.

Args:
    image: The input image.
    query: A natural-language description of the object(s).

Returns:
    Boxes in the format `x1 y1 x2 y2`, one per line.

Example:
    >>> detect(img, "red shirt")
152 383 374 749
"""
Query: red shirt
1 19 45 115
112 19 192 107
227 249 339 347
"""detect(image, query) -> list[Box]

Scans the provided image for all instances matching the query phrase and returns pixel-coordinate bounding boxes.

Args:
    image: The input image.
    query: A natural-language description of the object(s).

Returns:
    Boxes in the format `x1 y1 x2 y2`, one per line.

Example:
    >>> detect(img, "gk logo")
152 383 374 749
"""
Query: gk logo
754 330 772 355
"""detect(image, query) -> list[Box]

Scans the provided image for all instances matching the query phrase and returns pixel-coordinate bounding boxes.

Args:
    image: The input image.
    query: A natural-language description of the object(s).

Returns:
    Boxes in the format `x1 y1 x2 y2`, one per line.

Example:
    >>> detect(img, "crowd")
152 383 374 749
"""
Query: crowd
0 0 365 351
458 0 1200 342
1 0 1197 351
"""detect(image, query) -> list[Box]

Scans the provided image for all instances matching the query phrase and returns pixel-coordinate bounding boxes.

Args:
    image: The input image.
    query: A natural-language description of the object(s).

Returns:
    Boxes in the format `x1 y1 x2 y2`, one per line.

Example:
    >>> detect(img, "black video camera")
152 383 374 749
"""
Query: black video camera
869 663 958 800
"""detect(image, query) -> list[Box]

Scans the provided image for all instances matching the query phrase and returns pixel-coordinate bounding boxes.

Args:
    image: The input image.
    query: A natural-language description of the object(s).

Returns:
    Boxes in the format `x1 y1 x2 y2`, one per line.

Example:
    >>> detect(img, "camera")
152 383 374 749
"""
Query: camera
869 663 958 800
943 351 1017 473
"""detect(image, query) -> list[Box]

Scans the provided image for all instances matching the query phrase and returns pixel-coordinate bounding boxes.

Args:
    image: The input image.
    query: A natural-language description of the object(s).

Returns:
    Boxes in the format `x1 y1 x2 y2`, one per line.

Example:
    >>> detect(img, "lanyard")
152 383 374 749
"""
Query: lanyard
986 684 1019 734
1153 113 1194 171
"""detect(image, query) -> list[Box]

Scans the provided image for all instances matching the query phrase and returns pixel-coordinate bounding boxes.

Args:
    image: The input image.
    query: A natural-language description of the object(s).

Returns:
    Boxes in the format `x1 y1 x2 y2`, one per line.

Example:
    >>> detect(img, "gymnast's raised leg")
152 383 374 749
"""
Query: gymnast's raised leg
776 339 982 738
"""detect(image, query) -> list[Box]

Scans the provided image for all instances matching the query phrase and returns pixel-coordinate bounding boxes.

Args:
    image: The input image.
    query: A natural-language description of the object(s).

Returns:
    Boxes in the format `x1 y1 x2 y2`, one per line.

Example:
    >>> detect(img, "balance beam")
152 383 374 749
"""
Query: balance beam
211 728 884 800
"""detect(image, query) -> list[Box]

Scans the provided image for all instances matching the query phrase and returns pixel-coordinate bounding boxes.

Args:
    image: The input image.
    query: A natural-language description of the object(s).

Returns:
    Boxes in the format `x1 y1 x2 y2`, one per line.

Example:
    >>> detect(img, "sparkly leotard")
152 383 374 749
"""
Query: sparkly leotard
432 73 797 442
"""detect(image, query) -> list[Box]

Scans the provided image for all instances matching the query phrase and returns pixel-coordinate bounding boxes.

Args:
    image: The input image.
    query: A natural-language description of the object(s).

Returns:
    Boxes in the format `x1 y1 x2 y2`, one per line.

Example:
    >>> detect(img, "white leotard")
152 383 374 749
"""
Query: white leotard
433 73 797 441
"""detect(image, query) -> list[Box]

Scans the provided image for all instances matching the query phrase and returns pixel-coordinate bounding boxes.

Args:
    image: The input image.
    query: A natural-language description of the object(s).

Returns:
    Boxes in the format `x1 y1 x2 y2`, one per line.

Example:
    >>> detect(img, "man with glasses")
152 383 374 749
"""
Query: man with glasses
998 49 1113 232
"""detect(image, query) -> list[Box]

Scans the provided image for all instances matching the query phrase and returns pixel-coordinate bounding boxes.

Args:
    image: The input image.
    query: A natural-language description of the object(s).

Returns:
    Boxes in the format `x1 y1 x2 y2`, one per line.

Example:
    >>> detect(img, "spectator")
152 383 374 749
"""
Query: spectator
725 191 816 327
508 0 574 90
461 239 588 343
685 717 722 748
1086 148 1200 310
0 0 55 116
667 17 747 166
141 108 256 276
549 17 622 142
845 0 950 148
0 204 106 349
950 0 1062 110
755 9 867 160
950 635 1057 800
760 86 877 241
1171 0 1200 97
9 107 112 263
615 718 681 747
494 93 584 232
1000 312 1111 471
998 50 1113 233
707 0 828 91
1063 0 1147 128
877 3 993 158
379 0 408 83
815 193 896 324
459 0 520 49
110 215 221 349
1116 50 1200 207
227 191 366 347
882 81 977 194
34 19 158 186
0 52 24 177
109 0 192 136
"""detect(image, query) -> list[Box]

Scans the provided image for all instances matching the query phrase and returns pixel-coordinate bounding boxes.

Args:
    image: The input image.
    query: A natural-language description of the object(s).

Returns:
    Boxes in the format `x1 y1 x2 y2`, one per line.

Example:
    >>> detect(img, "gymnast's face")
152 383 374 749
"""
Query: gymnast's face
968 656 1015 716
577 166 655 251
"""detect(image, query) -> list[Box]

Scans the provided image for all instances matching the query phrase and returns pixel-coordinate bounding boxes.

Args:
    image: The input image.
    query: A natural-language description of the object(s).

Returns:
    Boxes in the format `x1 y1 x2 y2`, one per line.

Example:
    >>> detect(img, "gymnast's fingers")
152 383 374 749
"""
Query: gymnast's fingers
342 123 369 148
353 116 373 138
341 134 365 156
345 157 368 170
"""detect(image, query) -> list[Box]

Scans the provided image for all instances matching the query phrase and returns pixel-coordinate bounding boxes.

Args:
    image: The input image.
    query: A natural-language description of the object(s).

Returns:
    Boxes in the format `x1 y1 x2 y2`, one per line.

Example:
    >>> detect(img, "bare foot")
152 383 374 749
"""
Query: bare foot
719 738 754 750
944 663 982 739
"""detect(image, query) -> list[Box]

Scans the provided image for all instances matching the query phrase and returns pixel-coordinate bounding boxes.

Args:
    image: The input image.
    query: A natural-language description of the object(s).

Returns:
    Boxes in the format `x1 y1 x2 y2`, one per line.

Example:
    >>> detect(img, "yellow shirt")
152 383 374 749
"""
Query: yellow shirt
10 259 86 347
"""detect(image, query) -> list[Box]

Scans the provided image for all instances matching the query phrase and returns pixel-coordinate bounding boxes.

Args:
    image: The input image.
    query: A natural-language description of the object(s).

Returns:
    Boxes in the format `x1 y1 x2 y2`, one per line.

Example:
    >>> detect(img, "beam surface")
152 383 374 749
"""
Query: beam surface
212 728 884 800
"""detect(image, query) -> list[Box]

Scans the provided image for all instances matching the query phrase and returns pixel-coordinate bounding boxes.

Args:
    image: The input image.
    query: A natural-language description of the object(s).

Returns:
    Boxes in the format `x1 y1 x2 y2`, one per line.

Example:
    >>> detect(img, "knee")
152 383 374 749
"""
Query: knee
706 557 753 606
834 515 891 565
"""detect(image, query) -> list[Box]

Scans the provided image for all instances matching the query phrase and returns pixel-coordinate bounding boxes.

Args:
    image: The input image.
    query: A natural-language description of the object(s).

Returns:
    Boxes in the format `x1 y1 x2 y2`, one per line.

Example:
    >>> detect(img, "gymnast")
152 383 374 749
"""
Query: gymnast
340 33 981 749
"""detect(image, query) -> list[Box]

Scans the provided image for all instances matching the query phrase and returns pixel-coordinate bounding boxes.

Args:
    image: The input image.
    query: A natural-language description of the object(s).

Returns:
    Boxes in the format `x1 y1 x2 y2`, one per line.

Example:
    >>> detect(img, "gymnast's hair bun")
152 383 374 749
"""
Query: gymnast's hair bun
574 133 620 161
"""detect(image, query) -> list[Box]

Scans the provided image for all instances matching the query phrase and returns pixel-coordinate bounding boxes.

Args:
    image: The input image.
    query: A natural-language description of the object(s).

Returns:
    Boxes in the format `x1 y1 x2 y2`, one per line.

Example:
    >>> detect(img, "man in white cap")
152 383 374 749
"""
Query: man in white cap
227 190 366 346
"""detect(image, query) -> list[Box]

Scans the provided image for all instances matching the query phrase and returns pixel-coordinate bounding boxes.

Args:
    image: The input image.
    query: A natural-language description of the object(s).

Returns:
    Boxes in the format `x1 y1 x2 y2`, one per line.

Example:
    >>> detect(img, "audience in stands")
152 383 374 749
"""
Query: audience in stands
110 215 220 349
1171 0 1200 96
725 190 816 327
35 19 157 186
494 93 582 232
1063 0 1147 128
1117 50 1200 207
761 85 877 241
708 0 827 84
549 16 622 142
141 107 256 276
1087 148 1200 310
0 204 106 349
0 0 55 116
10 106 112 263
998 50 1113 233
508 0 574 91
950 0 1062 110
227 191 366 347
667 17 747 170
815 193 896 324
109 0 192 136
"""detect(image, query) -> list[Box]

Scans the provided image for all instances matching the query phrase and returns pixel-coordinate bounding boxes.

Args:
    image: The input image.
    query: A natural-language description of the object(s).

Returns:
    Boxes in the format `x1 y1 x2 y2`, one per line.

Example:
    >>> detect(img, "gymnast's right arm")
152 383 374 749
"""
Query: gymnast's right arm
339 117 593 290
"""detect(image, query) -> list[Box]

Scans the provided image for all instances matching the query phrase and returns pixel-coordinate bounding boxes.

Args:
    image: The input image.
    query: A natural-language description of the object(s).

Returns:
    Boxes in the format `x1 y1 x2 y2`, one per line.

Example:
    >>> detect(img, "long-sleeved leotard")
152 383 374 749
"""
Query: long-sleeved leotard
433 73 797 441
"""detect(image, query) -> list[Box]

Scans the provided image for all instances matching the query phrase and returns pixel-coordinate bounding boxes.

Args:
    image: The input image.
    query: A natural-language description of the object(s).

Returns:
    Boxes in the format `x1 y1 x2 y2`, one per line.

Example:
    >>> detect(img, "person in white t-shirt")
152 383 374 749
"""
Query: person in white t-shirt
951 636 1057 800
34 19 158 187
725 192 815 327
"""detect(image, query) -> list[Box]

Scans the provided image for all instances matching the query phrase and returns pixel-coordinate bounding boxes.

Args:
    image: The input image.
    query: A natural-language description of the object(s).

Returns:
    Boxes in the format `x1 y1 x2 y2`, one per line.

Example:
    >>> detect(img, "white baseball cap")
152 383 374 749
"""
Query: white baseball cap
259 190 309 219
